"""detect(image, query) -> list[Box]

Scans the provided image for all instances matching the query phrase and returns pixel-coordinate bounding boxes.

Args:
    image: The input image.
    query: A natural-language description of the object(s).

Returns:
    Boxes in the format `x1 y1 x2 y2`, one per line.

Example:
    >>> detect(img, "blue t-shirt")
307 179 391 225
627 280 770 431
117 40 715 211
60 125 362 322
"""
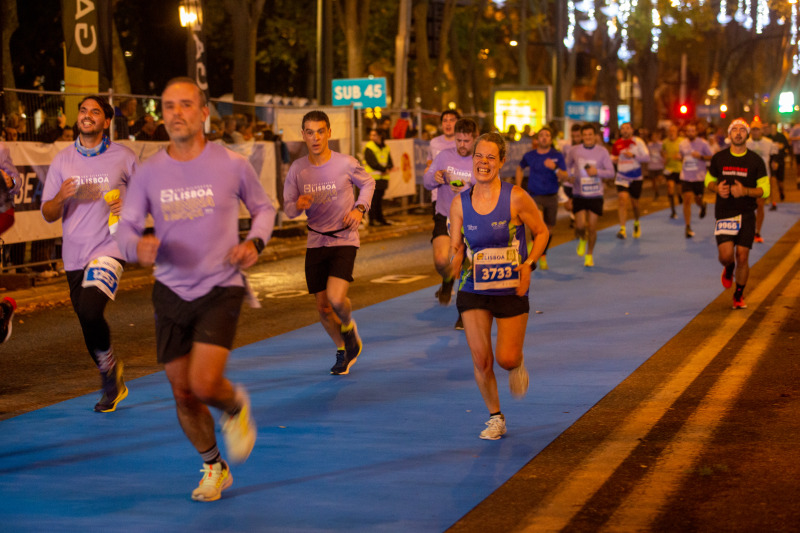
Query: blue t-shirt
518 148 565 196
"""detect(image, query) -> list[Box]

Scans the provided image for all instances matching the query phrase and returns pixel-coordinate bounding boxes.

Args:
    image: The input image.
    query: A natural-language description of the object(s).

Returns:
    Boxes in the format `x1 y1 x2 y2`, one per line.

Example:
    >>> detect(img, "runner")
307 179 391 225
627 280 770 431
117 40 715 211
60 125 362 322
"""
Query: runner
647 129 665 200
448 132 549 440
41 95 138 413
426 110 460 214
115 77 275 501
283 110 375 375
745 119 776 243
611 122 650 239
678 122 712 238
565 123 615 267
562 123 583 229
1 142 20 238
766 122 788 209
424 118 478 331
705 118 769 310
662 124 683 219
515 126 566 269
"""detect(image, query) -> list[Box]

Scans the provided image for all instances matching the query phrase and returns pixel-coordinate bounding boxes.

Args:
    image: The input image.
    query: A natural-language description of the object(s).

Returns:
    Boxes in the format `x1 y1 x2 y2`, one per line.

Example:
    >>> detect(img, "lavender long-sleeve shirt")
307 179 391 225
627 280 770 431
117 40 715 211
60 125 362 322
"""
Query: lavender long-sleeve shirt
423 147 473 218
115 142 275 301
42 142 138 270
565 144 615 198
283 151 375 248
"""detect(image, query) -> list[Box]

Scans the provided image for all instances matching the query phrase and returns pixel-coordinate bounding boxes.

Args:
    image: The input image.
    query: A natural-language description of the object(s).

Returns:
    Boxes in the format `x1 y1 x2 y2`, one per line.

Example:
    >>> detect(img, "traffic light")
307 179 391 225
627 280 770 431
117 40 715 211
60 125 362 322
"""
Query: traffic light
673 101 694 120
679 104 689 115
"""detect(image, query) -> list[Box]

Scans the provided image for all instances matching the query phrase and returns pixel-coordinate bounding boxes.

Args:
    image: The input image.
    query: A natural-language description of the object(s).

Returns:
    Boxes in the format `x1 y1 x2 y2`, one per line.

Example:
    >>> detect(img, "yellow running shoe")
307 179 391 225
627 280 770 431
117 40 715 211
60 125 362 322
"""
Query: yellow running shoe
576 238 586 256
633 221 641 239
539 255 549 270
584 254 594 268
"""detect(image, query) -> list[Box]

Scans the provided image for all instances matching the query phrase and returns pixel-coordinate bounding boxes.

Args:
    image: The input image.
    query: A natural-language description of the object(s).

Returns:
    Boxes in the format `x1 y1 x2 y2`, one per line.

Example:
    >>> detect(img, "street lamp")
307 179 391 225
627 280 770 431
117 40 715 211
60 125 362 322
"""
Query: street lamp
179 0 202 28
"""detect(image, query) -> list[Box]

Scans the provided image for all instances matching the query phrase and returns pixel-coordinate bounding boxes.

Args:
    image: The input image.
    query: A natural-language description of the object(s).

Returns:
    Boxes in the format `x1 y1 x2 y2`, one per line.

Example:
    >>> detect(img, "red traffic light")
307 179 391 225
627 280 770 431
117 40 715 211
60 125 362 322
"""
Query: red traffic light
679 104 689 115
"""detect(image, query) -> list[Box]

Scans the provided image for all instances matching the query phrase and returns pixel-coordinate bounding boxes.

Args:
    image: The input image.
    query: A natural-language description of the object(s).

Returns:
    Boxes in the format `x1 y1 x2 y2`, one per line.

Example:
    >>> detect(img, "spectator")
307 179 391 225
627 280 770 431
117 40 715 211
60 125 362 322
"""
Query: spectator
114 98 138 139
57 127 75 142
377 116 392 140
221 115 236 143
207 116 224 142
134 115 158 141
0 142 21 237
506 125 518 142
362 128 393 226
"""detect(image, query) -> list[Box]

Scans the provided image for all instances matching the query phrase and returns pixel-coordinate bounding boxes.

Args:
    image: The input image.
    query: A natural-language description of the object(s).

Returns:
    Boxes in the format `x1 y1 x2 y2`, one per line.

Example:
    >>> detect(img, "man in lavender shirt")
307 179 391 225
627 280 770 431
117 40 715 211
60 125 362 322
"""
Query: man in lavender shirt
423 118 477 330
115 78 275 502
283 110 375 376
678 122 712 238
426 110 460 214
41 95 138 413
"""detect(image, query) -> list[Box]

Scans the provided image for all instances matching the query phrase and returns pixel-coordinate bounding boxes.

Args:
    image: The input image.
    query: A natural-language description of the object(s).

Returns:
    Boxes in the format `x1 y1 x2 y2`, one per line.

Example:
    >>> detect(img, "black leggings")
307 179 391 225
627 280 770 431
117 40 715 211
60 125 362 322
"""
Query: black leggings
66 269 115 365
370 186 386 223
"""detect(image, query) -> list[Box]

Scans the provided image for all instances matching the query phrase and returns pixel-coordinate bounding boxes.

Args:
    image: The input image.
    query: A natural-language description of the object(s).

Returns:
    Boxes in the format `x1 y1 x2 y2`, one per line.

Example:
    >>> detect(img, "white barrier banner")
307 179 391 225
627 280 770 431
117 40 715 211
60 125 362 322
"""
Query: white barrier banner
359 139 417 200
3 140 278 245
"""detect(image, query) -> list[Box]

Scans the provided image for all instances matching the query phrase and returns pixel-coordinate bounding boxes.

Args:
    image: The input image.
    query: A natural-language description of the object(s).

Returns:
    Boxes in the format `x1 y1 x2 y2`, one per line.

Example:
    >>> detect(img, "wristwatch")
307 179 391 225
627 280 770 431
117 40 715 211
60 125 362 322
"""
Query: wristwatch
249 237 265 254
355 204 366 214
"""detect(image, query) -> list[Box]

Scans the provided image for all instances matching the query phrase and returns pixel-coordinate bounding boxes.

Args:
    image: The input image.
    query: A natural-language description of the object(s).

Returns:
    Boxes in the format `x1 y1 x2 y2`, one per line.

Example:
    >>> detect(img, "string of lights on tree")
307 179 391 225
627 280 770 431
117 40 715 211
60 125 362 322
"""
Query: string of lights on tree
564 1 794 70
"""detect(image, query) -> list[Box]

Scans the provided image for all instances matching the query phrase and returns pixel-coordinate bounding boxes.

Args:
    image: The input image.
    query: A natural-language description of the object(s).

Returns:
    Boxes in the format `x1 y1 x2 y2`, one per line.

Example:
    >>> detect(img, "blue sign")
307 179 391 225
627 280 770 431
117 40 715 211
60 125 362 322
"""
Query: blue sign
697 105 720 119
332 77 387 109
565 101 602 122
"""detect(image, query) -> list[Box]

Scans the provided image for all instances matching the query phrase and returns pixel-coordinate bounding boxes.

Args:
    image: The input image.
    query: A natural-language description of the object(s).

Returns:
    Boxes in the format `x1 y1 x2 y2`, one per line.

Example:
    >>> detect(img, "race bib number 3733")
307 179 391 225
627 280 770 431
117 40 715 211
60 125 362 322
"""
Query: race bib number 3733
473 247 520 291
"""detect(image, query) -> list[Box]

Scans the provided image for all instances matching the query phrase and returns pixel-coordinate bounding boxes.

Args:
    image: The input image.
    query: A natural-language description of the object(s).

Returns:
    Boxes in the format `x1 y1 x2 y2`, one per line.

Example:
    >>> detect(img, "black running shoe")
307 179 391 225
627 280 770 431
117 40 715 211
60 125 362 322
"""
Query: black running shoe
438 278 454 306
454 314 464 330
330 349 347 374
336 320 362 375
0 297 16 344
699 202 707 219
95 361 128 412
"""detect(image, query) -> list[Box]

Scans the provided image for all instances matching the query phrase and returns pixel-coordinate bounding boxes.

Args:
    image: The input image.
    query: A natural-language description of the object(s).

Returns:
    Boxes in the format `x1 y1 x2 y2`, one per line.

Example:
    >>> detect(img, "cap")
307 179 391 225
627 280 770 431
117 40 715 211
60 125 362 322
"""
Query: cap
749 119 763 130
728 118 750 135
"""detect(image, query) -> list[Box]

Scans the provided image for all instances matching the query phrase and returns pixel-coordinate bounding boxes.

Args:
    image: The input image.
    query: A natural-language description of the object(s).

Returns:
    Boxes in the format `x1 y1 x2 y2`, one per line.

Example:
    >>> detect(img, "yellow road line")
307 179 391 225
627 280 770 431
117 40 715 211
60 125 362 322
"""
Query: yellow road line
602 264 800 532
519 239 800 533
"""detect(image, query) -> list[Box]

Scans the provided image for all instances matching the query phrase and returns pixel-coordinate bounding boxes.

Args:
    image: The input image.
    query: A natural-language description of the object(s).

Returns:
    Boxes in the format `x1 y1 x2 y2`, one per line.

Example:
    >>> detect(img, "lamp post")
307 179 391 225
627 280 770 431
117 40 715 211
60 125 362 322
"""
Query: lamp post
179 0 208 98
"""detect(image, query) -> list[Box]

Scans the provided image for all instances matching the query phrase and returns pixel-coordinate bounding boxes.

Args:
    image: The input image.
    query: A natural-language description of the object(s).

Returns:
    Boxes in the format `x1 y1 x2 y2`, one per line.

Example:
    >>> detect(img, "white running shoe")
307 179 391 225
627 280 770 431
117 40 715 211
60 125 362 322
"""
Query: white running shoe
509 362 529 399
220 385 257 464
479 415 507 440
191 460 232 502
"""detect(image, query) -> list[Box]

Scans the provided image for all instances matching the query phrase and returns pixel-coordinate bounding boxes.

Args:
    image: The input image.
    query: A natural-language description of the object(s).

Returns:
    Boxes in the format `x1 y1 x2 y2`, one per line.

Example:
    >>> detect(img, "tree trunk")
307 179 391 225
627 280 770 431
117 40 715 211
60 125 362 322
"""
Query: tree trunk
223 0 265 112
111 13 130 95
335 0 370 78
413 0 436 110
633 48 658 131
1 0 19 117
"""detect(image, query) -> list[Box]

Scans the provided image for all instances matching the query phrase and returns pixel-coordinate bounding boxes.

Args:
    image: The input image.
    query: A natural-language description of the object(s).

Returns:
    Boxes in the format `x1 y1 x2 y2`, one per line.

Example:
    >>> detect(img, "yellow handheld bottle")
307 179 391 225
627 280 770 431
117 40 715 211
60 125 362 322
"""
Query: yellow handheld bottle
104 189 120 234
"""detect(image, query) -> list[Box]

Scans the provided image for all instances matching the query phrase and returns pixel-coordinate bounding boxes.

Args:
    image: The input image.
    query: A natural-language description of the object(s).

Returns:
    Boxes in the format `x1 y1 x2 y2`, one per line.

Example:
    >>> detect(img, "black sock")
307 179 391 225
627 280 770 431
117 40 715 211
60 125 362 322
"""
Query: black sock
489 411 503 418
200 444 222 465
734 284 745 299
725 263 735 278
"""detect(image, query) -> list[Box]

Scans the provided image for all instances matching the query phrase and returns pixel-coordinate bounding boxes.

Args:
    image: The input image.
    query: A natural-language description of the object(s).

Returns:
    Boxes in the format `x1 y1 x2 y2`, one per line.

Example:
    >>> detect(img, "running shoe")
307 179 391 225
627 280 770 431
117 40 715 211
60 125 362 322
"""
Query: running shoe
479 414 507 440
94 360 128 413
732 296 748 310
438 278 454 306
584 254 594 268
454 314 464 330
721 267 733 289
576 238 586 257
685 226 695 238
616 227 626 240
700 202 707 219
337 319 362 375
0 297 16 343
539 255 549 270
754 234 764 243
191 461 232 502
330 349 347 374
633 221 641 239
220 385 257 463
769 204 777 212
670 211 678 219
509 362 529 399
780 191 786 201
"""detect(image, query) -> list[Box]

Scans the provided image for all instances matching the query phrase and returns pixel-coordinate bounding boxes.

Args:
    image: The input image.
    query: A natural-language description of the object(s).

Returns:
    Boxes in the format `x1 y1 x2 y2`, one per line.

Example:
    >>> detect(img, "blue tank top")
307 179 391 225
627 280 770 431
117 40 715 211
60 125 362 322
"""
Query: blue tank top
458 181 528 296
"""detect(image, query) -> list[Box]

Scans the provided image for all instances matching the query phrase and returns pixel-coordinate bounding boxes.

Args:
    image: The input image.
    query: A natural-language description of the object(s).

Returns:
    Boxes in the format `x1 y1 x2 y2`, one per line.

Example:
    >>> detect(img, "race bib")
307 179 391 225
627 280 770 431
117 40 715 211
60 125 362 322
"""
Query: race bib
683 156 698 171
614 176 631 187
714 215 742 236
82 257 124 300
473 247 520 291
579 177 602 196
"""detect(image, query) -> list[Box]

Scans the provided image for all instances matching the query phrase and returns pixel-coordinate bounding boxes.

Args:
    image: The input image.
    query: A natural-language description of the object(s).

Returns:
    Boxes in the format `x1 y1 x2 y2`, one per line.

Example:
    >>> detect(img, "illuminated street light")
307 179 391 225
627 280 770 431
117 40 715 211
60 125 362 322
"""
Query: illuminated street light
179 0 202 28
509 40 518 47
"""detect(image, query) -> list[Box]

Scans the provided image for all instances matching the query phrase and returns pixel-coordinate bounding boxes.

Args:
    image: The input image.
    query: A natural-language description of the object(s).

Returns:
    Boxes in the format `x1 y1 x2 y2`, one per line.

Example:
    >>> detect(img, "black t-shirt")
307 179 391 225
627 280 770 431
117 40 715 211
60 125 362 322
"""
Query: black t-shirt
707 148 767 219
767 132 789 158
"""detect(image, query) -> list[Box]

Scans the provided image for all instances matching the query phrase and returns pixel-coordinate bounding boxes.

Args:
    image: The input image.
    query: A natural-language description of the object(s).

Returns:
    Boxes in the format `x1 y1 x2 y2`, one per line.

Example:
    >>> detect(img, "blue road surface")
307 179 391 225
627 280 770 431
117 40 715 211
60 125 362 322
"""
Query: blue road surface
2 205 798 532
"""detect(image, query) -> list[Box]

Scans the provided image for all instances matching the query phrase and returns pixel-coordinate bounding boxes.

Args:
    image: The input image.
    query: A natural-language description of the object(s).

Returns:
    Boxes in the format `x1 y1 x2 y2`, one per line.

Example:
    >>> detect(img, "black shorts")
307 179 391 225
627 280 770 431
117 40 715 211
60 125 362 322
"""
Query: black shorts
715 211 756 249
533 193 558 227
431 213 449 241
456 290 529 318
572 196 604 216
563 185 574 199
153 281 245 364
772 160 785 182
305 245 358 294
681 181 705 196
664 171 680 183
648 169 663 180
616 180 643 199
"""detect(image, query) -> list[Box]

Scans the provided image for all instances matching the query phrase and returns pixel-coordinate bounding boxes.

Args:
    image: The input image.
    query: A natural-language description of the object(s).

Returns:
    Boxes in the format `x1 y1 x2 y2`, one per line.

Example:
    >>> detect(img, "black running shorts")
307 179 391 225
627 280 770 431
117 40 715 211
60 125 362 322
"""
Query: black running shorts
431 212 449 242
616 180 643 199
153 281 245 364
572 196 604 216
304 245 358 294
680 180 705 196
457 290 530 318
715 211 756 249
533 193 558 227
663 171 680 182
